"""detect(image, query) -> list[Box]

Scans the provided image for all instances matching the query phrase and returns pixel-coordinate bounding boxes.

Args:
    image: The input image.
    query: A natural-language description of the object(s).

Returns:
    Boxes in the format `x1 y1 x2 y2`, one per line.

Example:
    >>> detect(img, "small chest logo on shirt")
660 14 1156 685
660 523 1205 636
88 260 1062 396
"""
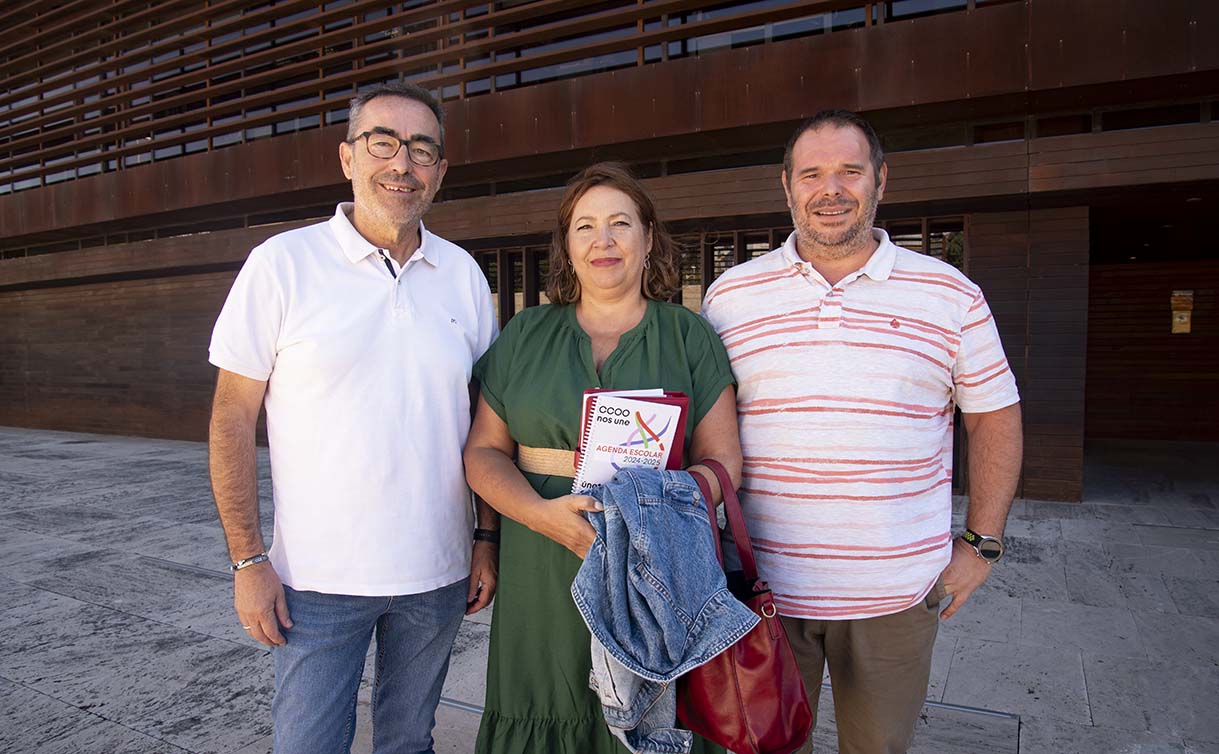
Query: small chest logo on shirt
450 317 459 325
890 319 901 329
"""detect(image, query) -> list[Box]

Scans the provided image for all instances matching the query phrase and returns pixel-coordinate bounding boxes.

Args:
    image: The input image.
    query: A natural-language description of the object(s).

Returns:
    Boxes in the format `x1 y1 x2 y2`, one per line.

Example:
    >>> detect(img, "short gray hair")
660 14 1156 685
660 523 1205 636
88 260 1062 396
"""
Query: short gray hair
347 82 445 153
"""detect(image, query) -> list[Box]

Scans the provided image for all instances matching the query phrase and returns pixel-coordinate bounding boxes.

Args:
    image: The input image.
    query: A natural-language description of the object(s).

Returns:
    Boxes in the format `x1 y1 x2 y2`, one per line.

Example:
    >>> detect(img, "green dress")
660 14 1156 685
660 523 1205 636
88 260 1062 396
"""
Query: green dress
473 300 735 754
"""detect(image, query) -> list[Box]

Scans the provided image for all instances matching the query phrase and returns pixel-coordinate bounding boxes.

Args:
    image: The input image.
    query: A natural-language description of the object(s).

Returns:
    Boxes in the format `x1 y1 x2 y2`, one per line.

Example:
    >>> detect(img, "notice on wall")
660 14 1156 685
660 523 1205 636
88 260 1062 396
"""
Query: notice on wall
1171 290 1194 334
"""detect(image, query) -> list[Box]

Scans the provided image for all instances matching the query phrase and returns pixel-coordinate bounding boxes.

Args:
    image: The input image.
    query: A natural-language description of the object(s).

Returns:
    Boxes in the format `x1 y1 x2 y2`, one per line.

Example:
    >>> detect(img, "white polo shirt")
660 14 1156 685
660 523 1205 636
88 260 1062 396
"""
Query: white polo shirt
209 203 497 596
703 230 1019 620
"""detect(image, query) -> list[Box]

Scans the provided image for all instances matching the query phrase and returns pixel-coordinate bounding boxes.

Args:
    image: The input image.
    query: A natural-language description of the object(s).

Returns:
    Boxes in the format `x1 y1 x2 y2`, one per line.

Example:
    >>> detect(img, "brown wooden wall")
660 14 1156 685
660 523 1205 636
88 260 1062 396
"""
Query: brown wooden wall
1086 261 1219 441
0 272 234 440
968 207 1090 502
0 202 1096 502
6 0 1219 248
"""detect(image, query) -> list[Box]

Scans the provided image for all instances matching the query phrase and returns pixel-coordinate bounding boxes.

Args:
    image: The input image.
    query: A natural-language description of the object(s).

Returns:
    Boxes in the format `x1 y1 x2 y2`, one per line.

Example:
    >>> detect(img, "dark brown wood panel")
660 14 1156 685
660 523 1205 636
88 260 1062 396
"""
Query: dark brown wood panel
1029 124 1219 193
1025 207 1089 502
0 271 237 440
1086 260 1219 441
967 207 1089 502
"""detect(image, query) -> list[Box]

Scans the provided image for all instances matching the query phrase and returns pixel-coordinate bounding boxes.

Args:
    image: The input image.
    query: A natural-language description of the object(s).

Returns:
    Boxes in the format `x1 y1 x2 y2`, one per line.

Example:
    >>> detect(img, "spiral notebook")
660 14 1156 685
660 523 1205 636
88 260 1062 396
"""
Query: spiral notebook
572 389 689 494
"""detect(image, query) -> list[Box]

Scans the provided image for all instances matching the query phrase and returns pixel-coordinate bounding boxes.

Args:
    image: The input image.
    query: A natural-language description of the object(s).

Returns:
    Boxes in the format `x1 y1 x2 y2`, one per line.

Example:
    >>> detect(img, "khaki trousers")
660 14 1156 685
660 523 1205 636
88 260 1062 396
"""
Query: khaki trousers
781 582 945 754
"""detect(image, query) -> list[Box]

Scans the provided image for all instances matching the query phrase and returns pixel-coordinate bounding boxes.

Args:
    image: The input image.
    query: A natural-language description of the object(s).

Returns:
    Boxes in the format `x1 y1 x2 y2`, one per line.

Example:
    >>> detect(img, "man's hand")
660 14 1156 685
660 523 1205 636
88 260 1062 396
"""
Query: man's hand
235 562 293 646
466 540 498 614
938 537 992 620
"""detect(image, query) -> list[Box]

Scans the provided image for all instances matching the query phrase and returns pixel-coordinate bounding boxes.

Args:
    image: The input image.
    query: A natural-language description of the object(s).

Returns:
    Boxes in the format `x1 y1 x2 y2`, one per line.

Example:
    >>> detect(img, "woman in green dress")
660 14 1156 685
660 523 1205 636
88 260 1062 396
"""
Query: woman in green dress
464 162 743 754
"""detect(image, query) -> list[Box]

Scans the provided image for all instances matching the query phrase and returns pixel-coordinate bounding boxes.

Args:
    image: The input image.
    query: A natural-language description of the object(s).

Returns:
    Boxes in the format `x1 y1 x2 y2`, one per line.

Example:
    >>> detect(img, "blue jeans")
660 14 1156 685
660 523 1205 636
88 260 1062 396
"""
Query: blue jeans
272 578 468 754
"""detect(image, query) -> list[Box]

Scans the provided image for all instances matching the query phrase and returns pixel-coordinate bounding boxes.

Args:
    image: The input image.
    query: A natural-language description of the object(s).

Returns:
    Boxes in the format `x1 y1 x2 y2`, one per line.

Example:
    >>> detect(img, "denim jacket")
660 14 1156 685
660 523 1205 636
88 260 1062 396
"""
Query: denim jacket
571 468 759 754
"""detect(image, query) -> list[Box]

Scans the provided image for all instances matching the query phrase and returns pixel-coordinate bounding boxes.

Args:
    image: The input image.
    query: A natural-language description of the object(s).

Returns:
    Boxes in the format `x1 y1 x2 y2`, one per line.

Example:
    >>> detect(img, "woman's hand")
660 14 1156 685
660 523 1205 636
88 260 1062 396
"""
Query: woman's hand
528 494 603 559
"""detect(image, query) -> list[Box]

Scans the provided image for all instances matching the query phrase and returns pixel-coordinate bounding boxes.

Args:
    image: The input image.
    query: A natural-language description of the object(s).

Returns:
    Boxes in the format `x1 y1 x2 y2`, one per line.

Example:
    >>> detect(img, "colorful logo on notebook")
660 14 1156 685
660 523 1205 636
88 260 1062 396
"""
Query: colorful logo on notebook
609 412 672 470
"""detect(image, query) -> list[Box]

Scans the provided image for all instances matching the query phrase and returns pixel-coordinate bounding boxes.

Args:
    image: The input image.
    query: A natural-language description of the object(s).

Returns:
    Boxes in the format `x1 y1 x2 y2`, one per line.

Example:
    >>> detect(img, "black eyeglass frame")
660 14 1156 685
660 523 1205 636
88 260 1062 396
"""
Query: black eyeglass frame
348 130 443 167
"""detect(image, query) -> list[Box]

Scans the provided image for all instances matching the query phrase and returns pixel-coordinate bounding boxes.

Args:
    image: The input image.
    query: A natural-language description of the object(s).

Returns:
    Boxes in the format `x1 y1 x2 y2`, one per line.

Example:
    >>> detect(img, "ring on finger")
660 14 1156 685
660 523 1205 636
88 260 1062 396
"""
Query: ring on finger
242 625 252 630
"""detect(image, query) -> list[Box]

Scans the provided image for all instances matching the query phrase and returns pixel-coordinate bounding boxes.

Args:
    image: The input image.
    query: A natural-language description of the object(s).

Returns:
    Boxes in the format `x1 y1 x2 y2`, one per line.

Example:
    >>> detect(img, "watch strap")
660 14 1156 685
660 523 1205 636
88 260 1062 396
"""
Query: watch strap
961 528 1003 562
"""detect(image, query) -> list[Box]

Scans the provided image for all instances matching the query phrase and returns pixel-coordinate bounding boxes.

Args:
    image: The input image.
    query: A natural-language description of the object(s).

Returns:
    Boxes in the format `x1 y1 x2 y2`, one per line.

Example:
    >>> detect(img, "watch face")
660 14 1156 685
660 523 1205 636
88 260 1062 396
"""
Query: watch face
978 539 1004 561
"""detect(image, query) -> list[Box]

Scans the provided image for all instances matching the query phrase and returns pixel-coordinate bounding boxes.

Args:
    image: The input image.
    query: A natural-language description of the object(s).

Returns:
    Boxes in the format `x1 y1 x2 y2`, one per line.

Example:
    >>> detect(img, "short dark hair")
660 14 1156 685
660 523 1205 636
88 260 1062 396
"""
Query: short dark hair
783 109 884 186
545 162 680 305
347 82 445 153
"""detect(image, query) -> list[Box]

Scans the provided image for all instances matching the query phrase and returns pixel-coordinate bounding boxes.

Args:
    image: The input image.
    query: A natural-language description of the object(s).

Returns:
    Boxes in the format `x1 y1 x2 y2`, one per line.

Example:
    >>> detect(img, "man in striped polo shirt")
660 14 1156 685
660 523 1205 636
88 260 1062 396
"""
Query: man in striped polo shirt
702 110 1023 754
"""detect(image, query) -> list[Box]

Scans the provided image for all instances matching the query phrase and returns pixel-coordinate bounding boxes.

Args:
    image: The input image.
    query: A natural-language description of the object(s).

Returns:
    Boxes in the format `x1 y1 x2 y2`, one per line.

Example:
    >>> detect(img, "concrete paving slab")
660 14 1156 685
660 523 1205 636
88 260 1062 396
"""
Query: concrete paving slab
6 502 168 544
984 553 1069 603
1018 716 1189 754
0 583 272 754
1132 609 1219 665
1110 544 1208 580
7 548 232 626
1002 518 1063 540
0 526 106 573
1084 652 1219 744
87 489 221 524
1119 573 1180 614
1162 576 1219 618
1161 508 1219 529
1136 525 1219 550
1065 547 1129 608
0 676 193 754
106 520 234 573
937 587 1021 644
1081 652 1160 735
941 639 1090 725
3 428 1219 753
1018 600 1146 659
1089 504 1176 524
165 587 262 645
1061 518 1144 546
1194 549 1219 570
1026 501 1171 525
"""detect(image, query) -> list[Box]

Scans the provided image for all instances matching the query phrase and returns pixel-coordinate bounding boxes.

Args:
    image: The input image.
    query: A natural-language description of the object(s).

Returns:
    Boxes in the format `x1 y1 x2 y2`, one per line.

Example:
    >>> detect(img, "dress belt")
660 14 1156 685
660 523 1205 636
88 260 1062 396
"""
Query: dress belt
517 445 577 477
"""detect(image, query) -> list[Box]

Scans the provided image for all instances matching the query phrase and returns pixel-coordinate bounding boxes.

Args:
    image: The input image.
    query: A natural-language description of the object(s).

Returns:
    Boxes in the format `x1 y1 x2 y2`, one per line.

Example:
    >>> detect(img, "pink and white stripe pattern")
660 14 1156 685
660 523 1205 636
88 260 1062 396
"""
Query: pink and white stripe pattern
703 230 1019 620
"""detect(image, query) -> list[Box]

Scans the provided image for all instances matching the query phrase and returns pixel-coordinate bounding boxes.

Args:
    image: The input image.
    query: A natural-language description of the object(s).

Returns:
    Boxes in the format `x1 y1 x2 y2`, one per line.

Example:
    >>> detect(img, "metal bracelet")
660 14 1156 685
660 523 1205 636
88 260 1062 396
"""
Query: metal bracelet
230 553 269 573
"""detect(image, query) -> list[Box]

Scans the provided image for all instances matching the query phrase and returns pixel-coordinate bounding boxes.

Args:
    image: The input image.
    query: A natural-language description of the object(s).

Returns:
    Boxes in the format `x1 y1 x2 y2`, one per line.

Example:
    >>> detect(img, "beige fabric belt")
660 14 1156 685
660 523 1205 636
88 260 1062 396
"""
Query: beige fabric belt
517 445 576 477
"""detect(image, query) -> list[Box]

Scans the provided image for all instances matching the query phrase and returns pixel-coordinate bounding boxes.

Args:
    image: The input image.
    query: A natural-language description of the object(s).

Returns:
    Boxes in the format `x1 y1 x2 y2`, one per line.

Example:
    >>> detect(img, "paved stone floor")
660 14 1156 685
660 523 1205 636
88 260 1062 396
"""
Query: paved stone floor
1 428 1217 753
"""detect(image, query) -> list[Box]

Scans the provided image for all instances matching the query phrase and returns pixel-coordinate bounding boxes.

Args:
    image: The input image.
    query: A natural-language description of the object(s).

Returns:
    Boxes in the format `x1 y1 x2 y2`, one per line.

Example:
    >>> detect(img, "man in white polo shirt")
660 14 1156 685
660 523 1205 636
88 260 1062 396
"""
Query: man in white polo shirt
208 83 498 754
702 110 1023 754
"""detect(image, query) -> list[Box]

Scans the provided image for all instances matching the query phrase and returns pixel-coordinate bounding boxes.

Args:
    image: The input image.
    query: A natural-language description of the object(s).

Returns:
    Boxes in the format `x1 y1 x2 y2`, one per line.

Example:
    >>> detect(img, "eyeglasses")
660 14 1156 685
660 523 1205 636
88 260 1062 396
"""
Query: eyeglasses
348 131 442 167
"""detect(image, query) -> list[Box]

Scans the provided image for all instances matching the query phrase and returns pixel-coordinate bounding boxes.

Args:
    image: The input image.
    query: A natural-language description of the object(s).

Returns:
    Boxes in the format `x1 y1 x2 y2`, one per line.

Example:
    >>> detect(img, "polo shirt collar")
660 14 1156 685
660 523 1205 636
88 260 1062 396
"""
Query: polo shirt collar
861 229 897 281
328 202 440 268
780 227 897 282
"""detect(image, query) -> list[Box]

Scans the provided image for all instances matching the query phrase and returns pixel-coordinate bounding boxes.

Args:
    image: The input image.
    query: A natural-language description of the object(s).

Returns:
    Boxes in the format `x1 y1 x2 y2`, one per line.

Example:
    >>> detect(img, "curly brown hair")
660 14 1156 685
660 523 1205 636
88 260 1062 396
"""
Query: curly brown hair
545 162 680 305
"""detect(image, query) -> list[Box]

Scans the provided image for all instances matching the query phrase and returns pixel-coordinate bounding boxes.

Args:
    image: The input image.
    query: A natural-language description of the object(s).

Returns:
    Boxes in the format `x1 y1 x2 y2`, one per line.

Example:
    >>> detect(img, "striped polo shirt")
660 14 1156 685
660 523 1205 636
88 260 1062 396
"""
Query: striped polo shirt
702 229 1019 620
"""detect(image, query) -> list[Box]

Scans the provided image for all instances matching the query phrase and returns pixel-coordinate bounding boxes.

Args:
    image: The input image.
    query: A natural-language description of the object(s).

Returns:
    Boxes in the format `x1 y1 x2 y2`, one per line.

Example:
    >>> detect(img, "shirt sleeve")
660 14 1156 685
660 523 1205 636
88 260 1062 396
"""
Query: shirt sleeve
685 312 736 426
952 290 1020 413
471 267 499 363
208 245 284 381
472 313 518 424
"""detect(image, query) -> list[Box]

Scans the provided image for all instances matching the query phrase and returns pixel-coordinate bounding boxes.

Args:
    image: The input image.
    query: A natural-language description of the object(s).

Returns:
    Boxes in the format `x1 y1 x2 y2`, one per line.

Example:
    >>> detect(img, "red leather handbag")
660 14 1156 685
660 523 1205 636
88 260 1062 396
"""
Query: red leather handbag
679 459 813 754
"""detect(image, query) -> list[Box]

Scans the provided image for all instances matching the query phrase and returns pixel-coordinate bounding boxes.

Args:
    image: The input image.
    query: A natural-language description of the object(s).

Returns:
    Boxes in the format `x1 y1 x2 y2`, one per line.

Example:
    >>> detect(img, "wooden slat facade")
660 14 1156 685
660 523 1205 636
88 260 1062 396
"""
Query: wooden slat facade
1086 261 1219 442
967 208 1090 502
4 1 1219 502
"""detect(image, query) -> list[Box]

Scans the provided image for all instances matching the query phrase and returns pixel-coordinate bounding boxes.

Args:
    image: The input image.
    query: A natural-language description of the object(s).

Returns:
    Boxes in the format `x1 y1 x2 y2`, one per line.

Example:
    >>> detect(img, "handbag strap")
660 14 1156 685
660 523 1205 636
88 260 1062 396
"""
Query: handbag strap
691 470 725 565
697 459 760 582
